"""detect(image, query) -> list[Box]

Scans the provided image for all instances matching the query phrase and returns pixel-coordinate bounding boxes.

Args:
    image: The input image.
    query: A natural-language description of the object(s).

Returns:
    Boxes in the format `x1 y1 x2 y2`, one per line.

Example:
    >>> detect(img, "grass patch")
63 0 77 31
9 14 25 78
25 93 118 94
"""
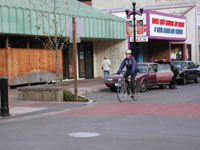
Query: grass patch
63 89 88 102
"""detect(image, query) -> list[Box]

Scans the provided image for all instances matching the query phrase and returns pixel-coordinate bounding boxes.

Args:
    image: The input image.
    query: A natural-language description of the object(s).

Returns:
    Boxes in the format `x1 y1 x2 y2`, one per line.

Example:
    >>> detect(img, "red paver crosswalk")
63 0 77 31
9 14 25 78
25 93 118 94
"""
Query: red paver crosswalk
56 102 200 117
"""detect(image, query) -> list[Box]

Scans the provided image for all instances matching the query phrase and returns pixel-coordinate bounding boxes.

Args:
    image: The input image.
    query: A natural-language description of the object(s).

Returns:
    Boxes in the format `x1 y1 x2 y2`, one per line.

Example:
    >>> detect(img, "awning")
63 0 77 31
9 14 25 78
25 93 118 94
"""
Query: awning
0 0 126 39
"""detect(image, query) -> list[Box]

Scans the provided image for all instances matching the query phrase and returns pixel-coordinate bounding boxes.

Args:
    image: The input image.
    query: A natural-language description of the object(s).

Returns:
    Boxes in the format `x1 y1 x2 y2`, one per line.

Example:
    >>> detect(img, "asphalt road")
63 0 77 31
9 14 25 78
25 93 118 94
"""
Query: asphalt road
0 82 200 150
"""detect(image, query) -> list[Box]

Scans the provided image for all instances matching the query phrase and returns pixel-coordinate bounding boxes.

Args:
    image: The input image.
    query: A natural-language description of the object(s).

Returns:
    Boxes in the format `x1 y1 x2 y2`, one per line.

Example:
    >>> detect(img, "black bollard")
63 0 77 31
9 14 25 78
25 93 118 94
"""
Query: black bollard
0 77 10 116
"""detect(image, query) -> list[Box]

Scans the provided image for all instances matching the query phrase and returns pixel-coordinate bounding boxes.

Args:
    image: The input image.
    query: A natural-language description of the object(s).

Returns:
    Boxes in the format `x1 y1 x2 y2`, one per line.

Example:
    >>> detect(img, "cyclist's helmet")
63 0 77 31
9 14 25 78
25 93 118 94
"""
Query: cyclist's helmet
125 49 132 54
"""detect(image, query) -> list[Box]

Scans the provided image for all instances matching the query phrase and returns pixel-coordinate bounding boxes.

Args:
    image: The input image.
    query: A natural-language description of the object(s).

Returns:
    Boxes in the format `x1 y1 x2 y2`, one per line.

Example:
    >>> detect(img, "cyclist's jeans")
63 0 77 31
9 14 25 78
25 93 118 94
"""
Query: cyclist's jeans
124 72 136 94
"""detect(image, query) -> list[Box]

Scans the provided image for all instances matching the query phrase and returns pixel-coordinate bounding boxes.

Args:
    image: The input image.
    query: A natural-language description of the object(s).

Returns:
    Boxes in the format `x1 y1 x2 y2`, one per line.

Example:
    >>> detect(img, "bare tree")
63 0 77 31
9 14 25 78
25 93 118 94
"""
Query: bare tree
29 0 70 86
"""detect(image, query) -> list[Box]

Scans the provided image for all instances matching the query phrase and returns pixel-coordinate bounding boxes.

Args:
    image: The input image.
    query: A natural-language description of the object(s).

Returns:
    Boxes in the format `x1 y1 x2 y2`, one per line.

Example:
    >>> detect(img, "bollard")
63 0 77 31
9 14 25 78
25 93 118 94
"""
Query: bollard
0 77 10 116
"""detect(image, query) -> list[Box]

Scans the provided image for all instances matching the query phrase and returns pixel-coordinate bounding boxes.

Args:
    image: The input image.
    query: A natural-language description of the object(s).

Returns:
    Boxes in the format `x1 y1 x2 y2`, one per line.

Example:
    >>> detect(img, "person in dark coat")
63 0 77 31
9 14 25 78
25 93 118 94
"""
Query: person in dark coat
157 56 178 89
169 62 179 89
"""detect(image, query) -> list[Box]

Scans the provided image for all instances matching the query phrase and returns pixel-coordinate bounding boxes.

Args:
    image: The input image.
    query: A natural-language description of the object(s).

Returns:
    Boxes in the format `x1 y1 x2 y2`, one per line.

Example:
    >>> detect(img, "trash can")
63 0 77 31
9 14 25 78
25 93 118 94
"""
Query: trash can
0 77 10 116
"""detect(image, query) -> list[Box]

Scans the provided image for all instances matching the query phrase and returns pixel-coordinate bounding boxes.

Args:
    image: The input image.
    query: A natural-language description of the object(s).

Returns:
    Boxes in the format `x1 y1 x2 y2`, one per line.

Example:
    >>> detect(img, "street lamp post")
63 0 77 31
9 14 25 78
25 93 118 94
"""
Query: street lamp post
125 2 143 57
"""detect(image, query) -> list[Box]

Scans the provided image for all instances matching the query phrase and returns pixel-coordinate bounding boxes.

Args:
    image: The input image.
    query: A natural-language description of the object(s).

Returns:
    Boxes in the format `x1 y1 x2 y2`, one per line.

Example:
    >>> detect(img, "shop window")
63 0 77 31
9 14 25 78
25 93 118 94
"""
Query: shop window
29 38 44 49
0 37 6 48
171 44 183 61
9 37 27 48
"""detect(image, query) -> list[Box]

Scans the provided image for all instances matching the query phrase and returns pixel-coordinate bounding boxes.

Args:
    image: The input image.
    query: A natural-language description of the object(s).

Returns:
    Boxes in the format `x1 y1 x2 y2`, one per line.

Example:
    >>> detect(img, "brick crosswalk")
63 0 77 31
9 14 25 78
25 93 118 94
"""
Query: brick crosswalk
55 102 200 117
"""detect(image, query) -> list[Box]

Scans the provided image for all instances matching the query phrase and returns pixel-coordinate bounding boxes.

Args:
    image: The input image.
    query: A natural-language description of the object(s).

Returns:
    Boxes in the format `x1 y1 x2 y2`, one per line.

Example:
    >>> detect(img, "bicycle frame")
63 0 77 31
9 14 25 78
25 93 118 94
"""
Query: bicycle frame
117 76 140 102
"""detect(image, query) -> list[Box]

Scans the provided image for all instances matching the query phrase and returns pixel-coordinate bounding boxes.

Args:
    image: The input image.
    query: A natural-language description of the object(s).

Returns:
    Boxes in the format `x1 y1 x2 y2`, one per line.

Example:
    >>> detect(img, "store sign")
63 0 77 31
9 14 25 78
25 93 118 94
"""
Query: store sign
130 36 148 42
149 14 186 39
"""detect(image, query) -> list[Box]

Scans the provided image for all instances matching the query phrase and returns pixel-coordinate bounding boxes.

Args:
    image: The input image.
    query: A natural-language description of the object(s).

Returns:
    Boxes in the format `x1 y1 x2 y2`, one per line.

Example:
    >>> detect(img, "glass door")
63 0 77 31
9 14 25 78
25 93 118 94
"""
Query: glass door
78 43 85 78
68 44 73 79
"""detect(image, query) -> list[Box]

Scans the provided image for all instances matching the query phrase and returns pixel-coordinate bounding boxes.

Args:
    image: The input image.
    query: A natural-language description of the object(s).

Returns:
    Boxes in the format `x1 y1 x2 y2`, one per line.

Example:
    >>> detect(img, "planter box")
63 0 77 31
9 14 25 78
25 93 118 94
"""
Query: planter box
18 86 64 102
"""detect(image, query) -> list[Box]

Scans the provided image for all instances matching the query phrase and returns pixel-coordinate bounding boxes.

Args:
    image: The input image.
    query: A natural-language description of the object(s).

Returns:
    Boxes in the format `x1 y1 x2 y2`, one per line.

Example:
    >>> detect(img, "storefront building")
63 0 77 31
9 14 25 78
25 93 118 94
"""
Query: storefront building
0 0 126 85
93 0 200 63
111 10 188 62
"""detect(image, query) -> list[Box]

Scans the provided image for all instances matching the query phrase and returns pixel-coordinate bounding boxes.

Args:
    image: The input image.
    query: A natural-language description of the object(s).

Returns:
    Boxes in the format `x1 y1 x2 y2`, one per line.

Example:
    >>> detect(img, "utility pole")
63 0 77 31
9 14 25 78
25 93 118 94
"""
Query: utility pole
72 16 78 101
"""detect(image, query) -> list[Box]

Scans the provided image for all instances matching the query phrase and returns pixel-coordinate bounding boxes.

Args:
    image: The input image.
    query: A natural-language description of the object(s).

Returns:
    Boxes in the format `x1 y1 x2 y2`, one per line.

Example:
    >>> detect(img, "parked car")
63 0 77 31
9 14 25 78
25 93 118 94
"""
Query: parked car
105 62 173 92
170 61 200 85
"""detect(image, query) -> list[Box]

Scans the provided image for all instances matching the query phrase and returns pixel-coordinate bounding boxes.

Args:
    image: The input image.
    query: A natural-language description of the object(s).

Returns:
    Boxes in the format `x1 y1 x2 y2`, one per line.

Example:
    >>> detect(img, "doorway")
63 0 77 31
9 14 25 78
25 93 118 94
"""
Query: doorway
78 42 94 79
62 42 94 79
62 46 69 79
62 44 74 79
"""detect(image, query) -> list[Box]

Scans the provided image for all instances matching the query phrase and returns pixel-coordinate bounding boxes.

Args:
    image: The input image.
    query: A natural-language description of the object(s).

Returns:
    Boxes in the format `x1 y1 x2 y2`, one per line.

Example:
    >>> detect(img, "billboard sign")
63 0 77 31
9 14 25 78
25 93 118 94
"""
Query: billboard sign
149 13 186 40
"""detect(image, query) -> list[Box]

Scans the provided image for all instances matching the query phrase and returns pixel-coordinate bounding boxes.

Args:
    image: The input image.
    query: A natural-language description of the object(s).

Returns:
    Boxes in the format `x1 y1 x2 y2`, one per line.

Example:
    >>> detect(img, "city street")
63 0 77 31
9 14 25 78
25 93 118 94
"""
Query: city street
0 82 200 150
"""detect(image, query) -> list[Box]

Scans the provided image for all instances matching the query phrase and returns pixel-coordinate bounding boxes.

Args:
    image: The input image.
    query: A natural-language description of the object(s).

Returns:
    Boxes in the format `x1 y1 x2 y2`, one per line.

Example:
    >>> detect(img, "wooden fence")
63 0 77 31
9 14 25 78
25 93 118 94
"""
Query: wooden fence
0 48 63 85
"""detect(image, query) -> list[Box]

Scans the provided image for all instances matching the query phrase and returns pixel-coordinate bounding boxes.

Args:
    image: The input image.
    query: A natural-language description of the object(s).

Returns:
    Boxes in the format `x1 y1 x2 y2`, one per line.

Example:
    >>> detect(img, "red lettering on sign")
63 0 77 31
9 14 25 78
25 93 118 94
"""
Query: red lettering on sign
152 17 185 28
174 22 179 27
178 22 185 27
166 20 174 26
160 19 165 25
152 18 159 24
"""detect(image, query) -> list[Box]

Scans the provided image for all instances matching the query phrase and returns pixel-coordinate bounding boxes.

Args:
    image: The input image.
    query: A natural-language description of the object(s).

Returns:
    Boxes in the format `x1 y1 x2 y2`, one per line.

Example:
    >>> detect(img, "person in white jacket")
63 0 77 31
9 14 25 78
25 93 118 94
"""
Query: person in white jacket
102 56 111 81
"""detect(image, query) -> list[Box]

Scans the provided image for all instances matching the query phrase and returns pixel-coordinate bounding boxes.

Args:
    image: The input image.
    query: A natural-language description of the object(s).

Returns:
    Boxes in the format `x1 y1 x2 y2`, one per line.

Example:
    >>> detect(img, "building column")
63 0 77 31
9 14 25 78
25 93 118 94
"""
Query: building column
5 37 10 86
138 43 143 62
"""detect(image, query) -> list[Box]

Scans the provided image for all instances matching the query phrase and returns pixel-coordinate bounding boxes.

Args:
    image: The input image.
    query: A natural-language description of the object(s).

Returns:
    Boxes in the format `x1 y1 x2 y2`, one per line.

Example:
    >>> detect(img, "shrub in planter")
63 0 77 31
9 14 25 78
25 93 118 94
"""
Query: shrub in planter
63 89 88 102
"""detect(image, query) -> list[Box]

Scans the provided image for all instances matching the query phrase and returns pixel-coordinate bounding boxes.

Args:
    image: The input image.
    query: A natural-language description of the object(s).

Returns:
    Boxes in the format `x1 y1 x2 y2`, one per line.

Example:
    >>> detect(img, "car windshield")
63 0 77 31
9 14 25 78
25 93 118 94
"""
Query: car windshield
171 62 187 70
157 64 171 72
122 64 147 73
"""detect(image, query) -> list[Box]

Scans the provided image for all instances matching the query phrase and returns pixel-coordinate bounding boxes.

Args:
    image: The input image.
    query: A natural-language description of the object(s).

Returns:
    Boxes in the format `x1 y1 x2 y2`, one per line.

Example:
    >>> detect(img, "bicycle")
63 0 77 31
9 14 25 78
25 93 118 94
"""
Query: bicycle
117 76 140 102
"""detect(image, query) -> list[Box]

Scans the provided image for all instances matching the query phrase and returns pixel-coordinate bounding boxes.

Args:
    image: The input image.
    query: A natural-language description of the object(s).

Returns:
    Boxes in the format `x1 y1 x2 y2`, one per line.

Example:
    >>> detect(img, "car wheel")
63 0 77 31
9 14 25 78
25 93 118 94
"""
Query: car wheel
109 87 117 92
194 75 200 83
182 76 187 85
140 80 147 92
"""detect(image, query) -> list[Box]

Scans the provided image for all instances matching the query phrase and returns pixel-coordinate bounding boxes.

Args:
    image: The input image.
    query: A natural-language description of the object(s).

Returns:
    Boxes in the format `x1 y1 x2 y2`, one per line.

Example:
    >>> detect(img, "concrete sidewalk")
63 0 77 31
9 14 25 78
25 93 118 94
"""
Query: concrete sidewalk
61 78 106 94
2 78 107 119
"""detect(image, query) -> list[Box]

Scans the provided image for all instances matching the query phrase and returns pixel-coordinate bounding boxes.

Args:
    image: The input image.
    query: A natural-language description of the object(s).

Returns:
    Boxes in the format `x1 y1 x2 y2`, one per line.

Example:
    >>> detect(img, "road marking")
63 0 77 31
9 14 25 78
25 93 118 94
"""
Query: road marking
68 132 100 138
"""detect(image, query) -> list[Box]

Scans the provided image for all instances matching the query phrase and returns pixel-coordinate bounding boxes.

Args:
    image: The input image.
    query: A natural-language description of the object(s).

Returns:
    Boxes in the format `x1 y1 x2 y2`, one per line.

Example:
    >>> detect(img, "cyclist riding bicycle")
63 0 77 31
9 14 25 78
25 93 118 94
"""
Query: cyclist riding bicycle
117 49 137 100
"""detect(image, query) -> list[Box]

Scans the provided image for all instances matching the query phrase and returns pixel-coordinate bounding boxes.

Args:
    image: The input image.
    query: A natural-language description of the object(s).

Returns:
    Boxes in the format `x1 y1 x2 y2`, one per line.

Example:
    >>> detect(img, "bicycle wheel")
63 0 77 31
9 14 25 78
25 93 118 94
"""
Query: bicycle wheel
117 82 127 102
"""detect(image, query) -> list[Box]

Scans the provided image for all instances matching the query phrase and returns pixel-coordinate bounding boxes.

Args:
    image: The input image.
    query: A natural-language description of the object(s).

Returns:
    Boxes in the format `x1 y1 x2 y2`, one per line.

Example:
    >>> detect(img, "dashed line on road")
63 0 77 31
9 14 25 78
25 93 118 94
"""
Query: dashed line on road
68 132 100 138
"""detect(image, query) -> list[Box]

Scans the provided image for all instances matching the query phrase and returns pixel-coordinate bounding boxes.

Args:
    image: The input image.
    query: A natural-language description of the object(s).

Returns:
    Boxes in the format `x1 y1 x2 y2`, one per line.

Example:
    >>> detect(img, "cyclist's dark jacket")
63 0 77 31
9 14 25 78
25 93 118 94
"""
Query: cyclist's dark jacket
118 56 137 74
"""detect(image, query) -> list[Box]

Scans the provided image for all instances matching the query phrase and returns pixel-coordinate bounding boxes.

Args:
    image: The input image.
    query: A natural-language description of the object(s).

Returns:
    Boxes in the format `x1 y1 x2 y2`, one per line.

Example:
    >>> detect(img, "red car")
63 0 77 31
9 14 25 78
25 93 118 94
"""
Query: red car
105 62 173 92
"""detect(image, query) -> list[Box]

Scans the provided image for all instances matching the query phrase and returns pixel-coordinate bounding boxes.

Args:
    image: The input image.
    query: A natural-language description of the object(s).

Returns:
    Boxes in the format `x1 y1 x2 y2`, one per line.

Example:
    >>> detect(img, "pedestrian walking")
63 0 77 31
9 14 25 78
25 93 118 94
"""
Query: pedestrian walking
102 56 111 81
